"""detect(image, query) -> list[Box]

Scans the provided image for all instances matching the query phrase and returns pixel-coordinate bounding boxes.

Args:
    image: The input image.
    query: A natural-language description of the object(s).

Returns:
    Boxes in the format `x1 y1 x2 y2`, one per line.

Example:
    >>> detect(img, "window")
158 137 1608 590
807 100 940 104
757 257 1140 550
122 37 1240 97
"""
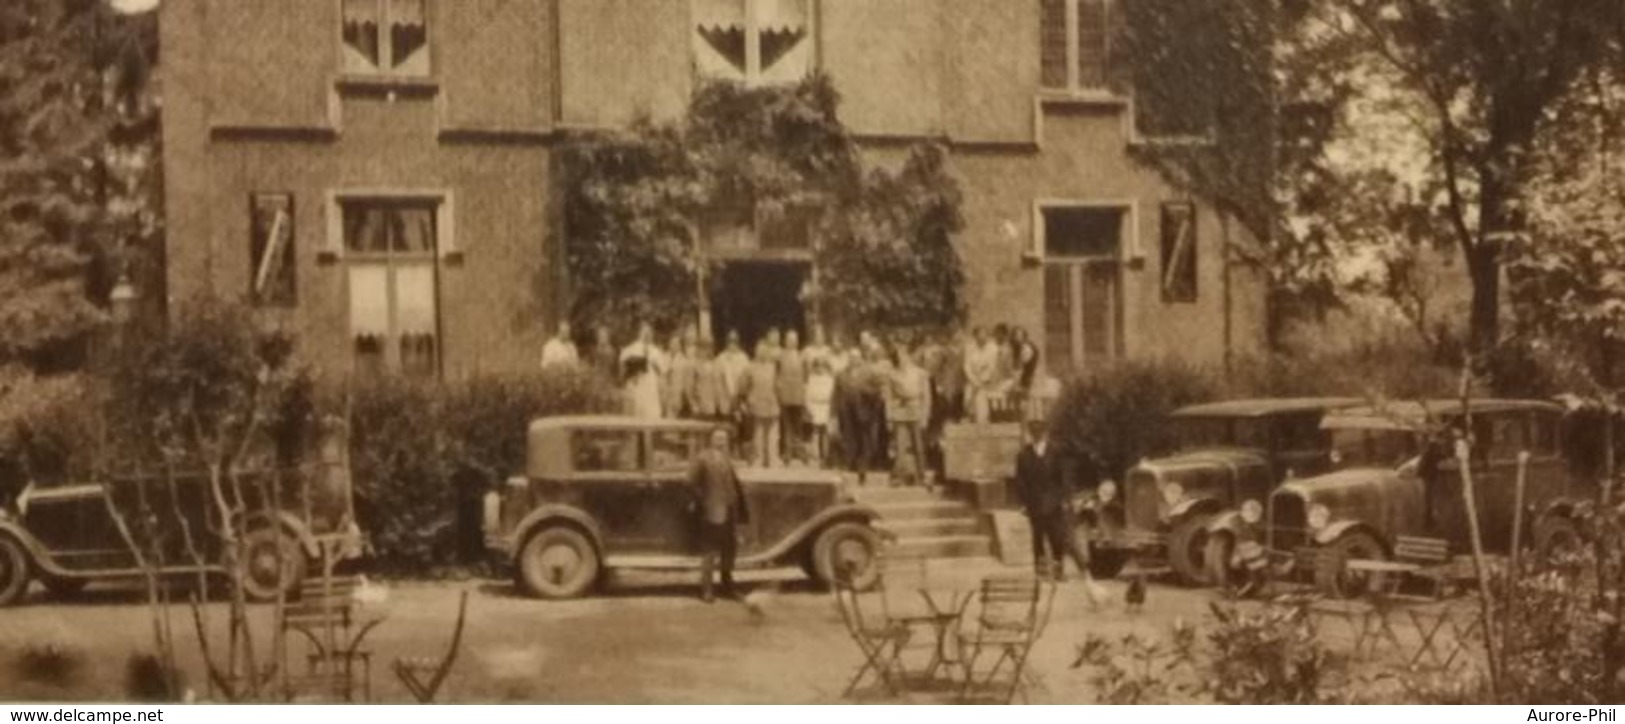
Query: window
1160 202 1197 302
1041 0 1113 91
572 430 642 473
651 431 706 472
342 198 440 378
694 0 812 85
1043 207 1121 259
249 193 296 307
1040 205 1123 373
342 0 429 77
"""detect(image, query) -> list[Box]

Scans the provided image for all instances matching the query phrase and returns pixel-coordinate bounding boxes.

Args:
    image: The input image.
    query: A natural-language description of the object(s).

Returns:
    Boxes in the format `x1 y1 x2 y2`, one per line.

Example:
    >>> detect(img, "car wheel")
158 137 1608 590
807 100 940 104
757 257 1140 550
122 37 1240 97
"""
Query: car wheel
42 577 88 599
812 522 881 591
1314 531 1387 599
240 527 307 602
1533 516 1584 567
1203 531 1237 592
1167 514 1214 586
0 536 30 606
1087 544 1129 579
518 526 600 599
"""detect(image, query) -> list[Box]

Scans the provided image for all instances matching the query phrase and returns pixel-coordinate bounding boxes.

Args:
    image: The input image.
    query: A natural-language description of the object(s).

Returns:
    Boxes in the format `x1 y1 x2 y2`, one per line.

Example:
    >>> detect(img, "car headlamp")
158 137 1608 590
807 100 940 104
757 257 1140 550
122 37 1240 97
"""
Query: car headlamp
1307 503 1331 531
1097 480 1118 503
1239 499 1263 524
1161 483 1185 507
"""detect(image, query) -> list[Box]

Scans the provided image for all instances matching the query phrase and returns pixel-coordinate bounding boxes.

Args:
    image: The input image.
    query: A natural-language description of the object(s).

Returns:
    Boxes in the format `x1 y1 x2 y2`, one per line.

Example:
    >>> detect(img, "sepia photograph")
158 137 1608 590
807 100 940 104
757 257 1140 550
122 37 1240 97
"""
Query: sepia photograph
0 0 1623 709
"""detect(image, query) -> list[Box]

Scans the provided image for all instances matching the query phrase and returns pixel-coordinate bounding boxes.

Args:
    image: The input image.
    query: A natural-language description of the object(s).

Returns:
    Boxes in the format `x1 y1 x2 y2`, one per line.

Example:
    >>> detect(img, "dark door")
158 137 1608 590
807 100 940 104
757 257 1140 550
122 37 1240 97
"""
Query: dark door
711 261 808 351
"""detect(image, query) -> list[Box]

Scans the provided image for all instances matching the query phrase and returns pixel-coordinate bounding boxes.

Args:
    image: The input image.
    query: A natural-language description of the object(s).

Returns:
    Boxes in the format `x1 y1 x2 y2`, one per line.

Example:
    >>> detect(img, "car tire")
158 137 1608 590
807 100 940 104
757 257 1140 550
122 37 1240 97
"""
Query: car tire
42 577 88 599
1533 516 1584 566
1087 544 1129 579
0 536 30 606
240 527 308 602
1167 514 1214 586
1314 531 1387 599
812 522 881 591
518 526 600 599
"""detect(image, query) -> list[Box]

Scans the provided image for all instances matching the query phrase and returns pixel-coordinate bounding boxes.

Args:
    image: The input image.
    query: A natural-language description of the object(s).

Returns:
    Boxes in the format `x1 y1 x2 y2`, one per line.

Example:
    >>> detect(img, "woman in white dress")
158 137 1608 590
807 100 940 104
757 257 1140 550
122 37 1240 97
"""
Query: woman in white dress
620 322 666 420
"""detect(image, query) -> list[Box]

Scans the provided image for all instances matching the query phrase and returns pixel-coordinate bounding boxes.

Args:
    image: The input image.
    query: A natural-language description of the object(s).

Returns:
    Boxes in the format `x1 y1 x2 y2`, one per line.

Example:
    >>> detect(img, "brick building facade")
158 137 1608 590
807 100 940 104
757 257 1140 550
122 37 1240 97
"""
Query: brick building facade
160 0 1267 382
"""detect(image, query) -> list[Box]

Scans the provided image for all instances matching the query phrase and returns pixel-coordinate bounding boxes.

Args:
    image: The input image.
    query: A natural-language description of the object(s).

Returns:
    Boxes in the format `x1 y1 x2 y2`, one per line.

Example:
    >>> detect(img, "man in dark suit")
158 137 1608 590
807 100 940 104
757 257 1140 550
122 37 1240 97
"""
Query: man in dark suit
1015 418 1091 580
692 426 749 602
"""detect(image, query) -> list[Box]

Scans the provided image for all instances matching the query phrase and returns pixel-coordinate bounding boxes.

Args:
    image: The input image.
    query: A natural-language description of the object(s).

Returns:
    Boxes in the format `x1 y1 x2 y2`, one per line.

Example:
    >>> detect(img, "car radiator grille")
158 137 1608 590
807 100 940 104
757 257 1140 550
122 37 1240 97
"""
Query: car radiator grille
1124 470 1162 532
1270 493 1307 551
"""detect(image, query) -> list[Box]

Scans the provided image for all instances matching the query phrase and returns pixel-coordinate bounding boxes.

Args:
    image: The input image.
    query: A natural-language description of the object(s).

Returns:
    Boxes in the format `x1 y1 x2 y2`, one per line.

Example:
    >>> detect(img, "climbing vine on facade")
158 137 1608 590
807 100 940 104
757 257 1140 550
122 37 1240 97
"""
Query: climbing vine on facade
560 74 964 338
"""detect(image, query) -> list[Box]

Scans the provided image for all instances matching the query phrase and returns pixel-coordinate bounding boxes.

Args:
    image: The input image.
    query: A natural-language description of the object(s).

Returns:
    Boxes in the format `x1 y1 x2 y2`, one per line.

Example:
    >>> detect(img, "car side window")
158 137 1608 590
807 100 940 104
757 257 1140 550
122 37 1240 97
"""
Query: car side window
650 431 698 472
572 430 641 473
1489 414 1529 462
1274 413 1325 453
1530 413 1560 458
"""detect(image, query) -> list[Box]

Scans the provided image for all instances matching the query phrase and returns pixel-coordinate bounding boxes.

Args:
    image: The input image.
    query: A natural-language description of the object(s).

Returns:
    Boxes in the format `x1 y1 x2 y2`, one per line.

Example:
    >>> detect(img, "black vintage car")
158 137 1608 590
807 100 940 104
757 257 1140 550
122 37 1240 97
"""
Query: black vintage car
484 416 884 599
1083 398 1360 584
0 457 360 606
1264 399 1598 596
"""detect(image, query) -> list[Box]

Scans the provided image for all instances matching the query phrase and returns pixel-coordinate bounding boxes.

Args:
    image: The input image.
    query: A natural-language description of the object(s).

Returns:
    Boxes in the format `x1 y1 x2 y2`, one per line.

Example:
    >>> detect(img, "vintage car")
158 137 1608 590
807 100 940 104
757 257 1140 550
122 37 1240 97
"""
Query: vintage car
483 416 884 599
0 453 360 606
1083 397 1360 584
1258 399 1597 596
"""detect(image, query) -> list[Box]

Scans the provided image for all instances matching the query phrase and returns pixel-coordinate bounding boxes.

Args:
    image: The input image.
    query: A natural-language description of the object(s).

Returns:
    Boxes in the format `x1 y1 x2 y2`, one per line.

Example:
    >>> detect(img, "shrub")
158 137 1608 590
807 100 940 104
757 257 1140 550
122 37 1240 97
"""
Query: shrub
1224 340 1458 401
349 368 619 573
1203 602 1346 704
1048 358 1220 478
11 643 83 688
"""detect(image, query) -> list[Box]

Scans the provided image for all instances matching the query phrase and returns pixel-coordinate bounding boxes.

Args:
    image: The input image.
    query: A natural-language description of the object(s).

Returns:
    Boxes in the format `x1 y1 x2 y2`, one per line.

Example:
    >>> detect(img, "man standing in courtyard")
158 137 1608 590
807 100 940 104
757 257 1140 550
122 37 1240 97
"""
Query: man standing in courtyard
692 426 748 602
1015 418 1093 582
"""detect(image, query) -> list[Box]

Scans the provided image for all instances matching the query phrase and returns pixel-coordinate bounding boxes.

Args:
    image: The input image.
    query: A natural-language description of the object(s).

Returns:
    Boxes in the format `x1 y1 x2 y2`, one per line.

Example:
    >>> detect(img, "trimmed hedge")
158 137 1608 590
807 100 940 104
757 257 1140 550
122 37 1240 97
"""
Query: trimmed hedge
348 367 620 573
1047 343 1460 482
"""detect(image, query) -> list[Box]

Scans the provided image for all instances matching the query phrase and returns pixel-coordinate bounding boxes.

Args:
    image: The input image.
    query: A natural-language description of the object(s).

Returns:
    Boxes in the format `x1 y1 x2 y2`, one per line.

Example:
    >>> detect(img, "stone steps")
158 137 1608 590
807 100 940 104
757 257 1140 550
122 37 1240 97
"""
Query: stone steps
855 486 994 560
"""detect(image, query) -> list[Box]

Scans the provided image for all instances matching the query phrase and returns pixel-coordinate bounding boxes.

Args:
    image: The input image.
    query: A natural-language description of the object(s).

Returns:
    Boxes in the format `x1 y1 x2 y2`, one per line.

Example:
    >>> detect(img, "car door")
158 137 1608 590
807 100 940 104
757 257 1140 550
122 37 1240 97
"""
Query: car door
646 429 707 557
571 428 663 554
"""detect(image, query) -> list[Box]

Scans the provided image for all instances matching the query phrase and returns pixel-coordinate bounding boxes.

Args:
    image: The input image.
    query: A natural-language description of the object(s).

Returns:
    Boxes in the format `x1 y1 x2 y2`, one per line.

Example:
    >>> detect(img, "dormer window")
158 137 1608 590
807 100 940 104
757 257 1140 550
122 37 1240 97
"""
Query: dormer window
694 0 812 85
342 0 429 77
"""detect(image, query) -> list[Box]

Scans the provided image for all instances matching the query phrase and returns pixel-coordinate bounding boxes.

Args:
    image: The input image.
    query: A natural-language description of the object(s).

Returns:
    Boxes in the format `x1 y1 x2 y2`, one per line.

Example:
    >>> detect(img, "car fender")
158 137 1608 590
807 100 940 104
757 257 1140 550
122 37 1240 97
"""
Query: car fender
1312 519 1381 547
1203 510 1245 538
513 504 607 555
1168 496 1222 523
0 520 54 575
754 503 881 563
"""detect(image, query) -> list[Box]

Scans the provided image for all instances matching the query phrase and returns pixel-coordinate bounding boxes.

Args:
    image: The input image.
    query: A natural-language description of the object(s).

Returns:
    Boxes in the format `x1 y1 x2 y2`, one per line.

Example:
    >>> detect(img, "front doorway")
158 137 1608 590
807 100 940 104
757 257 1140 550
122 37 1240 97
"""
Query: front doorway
709 261 808 350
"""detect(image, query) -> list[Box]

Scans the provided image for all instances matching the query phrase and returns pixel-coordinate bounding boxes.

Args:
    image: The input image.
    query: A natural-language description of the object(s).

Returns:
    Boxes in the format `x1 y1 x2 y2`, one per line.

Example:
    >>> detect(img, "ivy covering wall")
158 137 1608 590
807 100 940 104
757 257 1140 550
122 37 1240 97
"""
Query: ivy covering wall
561 74 965 339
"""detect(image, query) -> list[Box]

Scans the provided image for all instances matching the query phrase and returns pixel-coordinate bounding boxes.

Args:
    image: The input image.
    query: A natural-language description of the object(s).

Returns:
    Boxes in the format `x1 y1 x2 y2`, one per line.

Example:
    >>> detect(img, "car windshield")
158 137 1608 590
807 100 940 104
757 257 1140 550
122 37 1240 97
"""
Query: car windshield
1172 417 1272 450
1329 427 1420 469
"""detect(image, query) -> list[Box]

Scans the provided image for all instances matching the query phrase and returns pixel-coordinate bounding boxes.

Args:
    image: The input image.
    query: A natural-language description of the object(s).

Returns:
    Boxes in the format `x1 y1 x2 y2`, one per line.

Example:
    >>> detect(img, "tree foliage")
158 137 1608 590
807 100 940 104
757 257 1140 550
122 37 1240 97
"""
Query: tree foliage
561 75 963 338
1115 0 1355 341
1510 71 1625 402
1303 0 1623 354
0 0 159 372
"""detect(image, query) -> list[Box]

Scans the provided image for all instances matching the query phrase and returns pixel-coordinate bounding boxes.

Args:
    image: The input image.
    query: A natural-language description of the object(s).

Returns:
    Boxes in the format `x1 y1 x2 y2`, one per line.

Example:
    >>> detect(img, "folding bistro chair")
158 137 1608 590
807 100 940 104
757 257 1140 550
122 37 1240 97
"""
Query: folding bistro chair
393 591 469 703
957 575 1055 704
832 568 913 697
877 550 973 683
281 575 384 702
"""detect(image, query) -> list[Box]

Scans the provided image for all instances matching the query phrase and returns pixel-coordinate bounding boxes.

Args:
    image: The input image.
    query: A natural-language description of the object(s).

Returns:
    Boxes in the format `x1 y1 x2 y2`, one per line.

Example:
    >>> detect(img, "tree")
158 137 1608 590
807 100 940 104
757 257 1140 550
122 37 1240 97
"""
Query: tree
1311 0 1623 355
0 0 160 373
